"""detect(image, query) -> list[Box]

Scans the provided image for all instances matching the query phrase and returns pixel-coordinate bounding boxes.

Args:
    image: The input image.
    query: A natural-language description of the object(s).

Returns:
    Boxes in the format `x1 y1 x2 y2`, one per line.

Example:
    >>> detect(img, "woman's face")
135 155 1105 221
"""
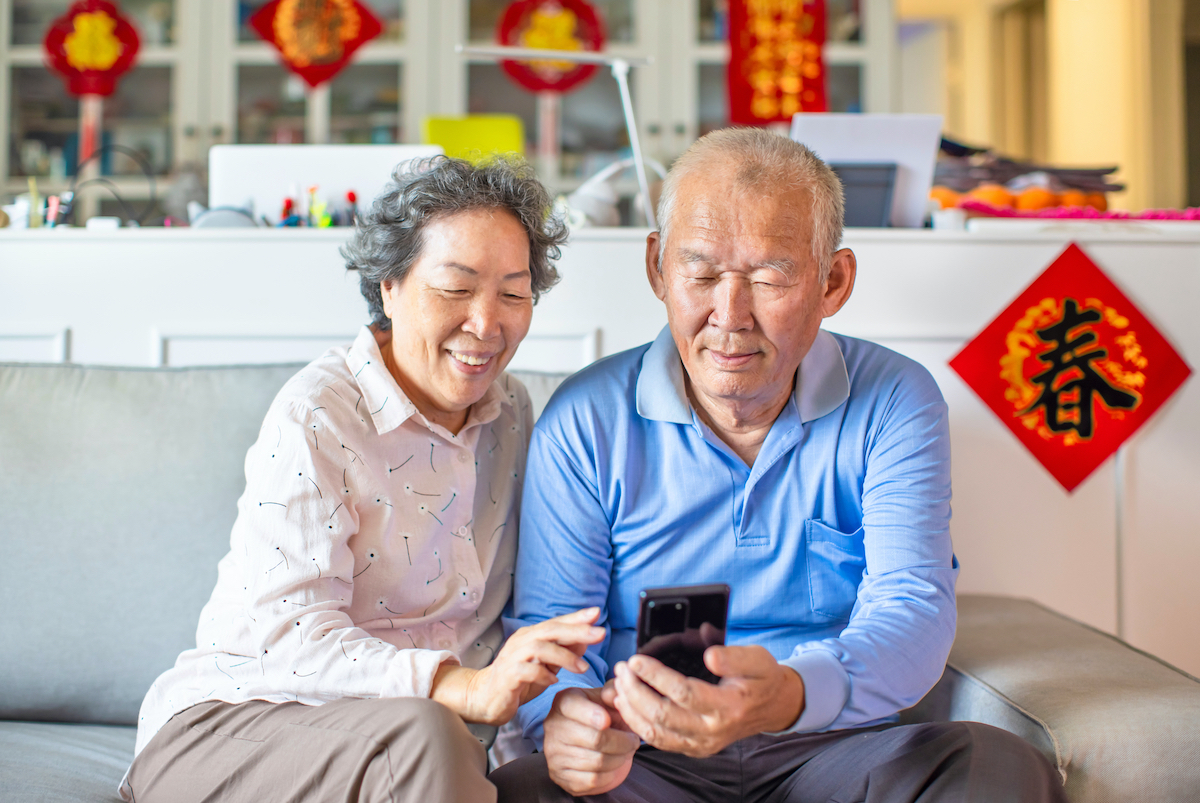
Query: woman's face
380 208 533 433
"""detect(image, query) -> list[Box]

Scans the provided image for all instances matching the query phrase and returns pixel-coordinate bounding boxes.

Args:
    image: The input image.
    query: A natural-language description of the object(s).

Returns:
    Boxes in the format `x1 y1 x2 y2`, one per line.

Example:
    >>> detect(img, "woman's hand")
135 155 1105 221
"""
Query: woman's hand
430 607 605 725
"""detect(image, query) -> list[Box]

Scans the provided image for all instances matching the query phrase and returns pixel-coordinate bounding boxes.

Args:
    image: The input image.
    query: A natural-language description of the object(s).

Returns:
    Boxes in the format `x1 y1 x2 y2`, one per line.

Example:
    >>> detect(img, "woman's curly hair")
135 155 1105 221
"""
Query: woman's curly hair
342 155 568 330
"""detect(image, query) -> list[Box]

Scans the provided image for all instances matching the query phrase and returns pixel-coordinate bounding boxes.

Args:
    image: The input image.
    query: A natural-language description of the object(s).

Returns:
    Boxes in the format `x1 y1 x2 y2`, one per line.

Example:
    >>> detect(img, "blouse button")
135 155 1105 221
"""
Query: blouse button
457 525 469 537
458 452 469 463
470 590 481 603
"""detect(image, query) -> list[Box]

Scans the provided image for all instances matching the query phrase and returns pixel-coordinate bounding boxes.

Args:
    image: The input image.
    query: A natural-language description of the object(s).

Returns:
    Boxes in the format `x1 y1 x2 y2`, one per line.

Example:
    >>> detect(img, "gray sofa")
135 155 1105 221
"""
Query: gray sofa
2 361 1199 802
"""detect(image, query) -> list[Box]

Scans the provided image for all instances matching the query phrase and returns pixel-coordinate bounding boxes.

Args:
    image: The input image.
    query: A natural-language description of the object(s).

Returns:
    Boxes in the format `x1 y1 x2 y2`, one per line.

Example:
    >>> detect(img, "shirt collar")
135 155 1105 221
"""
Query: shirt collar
345 326 510 436
635 325 850 426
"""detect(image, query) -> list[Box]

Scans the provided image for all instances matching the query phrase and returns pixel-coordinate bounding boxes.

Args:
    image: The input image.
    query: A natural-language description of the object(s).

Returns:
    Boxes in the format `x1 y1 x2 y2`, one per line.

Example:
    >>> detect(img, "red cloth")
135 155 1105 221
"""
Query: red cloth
950 243 1191 492
729 0 827 125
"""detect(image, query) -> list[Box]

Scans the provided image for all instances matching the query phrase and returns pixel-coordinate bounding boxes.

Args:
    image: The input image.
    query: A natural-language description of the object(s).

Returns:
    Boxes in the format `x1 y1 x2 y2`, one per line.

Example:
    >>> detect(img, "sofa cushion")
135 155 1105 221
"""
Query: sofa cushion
0 721 134 802
904 595 1200 803
0 362 305 726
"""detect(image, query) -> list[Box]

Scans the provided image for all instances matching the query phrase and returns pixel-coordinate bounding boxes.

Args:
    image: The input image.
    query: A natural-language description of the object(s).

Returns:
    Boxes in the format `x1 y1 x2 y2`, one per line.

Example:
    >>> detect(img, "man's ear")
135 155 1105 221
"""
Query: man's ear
645 232 667 302
820 248 856 318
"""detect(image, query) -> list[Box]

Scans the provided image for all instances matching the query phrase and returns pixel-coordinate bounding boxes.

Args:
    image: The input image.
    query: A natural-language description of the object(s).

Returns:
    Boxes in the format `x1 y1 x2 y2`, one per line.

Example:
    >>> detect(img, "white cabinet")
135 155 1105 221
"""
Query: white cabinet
2 0 898 221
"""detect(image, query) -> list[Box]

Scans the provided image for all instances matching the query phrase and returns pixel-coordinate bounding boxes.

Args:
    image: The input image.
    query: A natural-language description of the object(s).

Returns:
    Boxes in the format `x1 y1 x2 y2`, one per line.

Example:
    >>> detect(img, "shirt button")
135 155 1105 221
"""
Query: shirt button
458 452 469 463
458 526 469 537
437 638 452 649
470 590 481 603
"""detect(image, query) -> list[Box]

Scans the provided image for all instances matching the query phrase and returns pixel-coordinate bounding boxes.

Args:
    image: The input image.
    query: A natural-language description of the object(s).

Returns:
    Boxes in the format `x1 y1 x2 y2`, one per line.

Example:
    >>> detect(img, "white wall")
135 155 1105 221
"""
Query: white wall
2 225 1197 675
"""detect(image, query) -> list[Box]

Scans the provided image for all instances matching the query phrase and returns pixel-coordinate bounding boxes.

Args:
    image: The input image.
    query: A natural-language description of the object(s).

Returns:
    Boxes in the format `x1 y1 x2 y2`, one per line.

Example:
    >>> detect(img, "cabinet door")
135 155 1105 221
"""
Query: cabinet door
3 0 193 223
460 0 664 200
205 0 409 148
667 0 891 164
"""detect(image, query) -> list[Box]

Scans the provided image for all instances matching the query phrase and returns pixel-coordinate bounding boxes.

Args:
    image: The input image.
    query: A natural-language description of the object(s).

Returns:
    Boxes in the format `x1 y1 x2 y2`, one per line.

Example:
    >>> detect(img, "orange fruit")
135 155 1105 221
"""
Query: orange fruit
1086 192 1107 211
929 185 961 209
1059 189 1088 208
966 183 1015 208
1015 186 1061 211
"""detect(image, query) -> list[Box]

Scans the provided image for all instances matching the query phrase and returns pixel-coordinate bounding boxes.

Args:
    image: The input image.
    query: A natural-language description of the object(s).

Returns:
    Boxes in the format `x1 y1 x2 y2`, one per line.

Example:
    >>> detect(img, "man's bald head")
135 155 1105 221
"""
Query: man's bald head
656 128 844 283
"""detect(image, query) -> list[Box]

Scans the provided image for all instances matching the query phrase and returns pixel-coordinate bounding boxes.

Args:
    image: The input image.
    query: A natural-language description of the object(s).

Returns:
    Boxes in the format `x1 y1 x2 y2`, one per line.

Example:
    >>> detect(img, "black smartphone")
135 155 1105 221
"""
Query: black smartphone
635 583 730 683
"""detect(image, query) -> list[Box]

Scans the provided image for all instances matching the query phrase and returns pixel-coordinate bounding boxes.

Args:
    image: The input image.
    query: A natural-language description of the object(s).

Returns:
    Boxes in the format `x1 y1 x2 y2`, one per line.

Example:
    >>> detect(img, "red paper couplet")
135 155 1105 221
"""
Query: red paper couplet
250 0 383 89
950 243 1192 492
496 0 607 93
43 0 141 97
729 0 828 124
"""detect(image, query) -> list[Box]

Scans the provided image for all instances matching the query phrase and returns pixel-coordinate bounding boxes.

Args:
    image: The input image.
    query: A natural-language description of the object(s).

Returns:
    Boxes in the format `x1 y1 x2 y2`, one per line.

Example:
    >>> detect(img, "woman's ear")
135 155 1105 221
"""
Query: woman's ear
380 279 396 320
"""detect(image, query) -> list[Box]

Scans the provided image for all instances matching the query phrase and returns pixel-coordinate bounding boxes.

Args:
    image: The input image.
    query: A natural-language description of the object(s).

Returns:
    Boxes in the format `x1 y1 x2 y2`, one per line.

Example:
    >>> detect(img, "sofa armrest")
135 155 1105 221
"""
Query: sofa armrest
902 594 1200 803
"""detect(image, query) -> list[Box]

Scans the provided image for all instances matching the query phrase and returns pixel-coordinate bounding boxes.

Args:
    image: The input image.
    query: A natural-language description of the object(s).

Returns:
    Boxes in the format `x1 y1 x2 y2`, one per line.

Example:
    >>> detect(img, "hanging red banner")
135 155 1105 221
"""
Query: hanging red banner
43 0 140 97
250 0 382 89
950 243 1191 492
728 0 827 125
496 0 606 93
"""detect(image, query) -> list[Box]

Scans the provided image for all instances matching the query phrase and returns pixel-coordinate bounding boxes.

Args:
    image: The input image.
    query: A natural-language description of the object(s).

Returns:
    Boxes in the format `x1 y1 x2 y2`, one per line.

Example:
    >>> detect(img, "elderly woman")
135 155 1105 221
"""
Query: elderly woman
121 157 600 803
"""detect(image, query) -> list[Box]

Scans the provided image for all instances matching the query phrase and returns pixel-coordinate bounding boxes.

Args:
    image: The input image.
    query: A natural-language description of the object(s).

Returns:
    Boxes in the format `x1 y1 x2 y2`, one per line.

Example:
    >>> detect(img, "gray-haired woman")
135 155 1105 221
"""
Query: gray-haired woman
122 157 601 803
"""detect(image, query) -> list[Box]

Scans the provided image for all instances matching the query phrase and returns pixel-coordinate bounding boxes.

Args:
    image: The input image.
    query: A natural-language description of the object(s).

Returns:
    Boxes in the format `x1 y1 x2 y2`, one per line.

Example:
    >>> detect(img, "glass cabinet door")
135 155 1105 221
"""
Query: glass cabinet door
236 64 307 144
9 65 78 179
2 0 896 225
692 0 869 140
464 0 641 193
226 0 406 145
11 0 176 45
329 61 403 143
4 0 182 223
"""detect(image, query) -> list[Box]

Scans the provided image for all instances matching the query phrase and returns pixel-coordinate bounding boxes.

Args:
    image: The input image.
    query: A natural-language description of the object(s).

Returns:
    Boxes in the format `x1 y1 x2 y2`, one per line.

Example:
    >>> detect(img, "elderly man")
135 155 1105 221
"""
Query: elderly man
489 129 1065 802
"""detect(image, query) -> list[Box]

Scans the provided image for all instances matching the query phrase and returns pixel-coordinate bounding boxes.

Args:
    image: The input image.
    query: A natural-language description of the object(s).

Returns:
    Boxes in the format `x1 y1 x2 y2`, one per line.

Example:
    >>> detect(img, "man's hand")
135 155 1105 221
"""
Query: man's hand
611 645 805 757
543 684 641 797
431 607 604 726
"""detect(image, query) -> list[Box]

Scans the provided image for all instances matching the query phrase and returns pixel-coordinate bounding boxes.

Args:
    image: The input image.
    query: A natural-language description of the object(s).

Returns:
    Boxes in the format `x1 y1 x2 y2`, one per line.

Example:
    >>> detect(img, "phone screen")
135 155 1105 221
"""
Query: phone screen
636 584 730 683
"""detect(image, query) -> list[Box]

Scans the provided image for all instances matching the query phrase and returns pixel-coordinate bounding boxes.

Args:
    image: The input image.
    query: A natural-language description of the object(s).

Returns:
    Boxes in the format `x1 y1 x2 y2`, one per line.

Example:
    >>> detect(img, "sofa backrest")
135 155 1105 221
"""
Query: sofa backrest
0 362 570 726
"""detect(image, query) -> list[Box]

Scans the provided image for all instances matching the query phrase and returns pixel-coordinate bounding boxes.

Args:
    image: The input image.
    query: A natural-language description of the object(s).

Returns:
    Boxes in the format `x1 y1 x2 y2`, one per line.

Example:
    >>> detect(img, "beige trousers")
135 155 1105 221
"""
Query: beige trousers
125 697 495 803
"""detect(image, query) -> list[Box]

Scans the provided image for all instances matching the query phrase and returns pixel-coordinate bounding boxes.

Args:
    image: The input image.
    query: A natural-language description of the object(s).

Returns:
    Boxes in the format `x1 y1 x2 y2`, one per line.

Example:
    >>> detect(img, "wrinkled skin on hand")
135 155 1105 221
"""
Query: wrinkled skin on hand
611 644 805 758
543 683 641 797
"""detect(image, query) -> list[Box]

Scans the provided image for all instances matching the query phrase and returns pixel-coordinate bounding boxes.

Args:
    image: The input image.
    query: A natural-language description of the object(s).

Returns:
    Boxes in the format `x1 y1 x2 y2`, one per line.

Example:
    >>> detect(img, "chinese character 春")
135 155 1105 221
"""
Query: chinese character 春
1020 299 1139 439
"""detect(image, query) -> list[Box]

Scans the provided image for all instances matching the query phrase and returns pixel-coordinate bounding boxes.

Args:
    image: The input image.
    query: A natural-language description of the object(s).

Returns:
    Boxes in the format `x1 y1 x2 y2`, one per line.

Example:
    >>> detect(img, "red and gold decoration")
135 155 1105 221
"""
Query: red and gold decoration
43 1 141 168
950 243 1191 492
43 0 140 97
728 0 827 125
250 0 383 88
496 0 606 93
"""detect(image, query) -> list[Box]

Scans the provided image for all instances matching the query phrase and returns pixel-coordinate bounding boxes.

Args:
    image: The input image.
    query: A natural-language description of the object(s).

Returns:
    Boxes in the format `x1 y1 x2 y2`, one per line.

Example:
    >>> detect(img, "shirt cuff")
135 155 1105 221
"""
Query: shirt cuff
768 651 850 734
381 648 458 699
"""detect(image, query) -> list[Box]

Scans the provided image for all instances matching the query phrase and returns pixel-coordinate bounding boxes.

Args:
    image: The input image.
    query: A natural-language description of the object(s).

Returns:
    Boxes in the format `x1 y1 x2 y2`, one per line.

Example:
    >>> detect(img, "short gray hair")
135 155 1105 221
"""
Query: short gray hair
343 155 567 330
656 128 844 283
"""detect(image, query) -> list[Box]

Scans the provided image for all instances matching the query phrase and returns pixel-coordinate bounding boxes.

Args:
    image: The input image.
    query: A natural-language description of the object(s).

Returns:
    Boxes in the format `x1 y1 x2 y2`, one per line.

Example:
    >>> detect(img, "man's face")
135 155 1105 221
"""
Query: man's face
646 170 853 417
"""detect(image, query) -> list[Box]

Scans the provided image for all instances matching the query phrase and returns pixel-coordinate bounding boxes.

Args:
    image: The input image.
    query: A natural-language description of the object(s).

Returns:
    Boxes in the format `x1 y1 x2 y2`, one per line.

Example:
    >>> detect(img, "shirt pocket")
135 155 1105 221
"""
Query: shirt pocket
805 520 866 622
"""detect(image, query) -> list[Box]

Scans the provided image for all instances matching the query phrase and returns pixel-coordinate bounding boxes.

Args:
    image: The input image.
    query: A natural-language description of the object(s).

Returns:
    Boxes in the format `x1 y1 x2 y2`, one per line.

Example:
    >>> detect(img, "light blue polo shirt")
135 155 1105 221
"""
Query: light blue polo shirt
510 326 958 747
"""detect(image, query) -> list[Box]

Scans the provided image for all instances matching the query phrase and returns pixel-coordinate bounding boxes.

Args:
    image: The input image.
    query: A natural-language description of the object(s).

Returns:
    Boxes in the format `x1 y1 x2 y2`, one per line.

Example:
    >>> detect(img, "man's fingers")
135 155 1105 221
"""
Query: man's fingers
551 716 639 756
626 654 700 707
612 661 675 740
554 687 612 730
551 768 626 798
704 644 776 679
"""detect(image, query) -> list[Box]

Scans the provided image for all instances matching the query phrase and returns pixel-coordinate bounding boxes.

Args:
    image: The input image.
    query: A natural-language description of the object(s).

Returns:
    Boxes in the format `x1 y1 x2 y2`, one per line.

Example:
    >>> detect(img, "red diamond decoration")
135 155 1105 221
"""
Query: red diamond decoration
949 242 1191 492
250 0 382 89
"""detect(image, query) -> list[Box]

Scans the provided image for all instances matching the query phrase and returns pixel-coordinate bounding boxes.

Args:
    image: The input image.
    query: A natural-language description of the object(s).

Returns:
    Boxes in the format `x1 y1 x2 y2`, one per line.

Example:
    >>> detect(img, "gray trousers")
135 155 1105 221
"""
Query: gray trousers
124 698 495 803
490 721 1067 803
